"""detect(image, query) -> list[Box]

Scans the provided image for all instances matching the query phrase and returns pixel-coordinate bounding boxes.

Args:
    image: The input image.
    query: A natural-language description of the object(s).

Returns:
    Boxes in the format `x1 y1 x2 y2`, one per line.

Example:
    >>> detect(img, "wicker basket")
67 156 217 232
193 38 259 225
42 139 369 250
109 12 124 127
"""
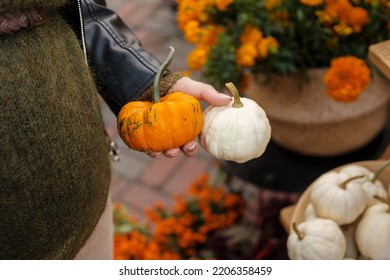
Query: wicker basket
246 69 390 157
288 160 390 232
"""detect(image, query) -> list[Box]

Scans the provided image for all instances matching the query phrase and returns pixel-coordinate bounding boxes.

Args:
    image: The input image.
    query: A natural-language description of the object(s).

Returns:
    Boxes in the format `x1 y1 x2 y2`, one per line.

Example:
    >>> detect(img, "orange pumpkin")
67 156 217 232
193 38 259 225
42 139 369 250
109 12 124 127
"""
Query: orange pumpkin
117 47 204 152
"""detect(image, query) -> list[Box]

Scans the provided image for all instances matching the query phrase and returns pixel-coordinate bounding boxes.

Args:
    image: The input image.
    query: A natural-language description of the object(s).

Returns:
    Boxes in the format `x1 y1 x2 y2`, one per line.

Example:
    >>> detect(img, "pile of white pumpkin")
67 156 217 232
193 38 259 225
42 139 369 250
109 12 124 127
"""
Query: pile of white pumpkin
287 162 390 260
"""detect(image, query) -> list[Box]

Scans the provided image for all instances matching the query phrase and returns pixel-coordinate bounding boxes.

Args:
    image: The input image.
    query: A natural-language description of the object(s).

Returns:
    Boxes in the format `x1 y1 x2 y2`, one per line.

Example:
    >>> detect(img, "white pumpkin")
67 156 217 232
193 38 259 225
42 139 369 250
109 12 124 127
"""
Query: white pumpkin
287 218 346 260
304 203 317 221
355 201 390 259
339 164 372 178
341 225 359 259
340 164 388 207
199 82 271 163
310 171 367 225
357 254 371 260
359 179 387 208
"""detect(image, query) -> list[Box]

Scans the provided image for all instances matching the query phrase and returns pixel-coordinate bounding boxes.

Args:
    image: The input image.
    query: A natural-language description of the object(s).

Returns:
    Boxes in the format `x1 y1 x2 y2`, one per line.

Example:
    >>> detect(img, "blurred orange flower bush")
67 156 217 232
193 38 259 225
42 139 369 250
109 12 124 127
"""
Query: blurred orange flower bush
113 173 245 260
177 0 390 101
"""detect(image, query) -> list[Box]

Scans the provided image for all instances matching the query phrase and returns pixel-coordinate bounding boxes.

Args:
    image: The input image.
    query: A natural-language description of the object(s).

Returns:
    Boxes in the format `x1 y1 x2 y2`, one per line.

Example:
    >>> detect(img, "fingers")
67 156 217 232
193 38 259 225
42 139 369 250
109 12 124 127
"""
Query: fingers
145 141 199 159
199 87 232 107
164 148 180 158
171 77 232 107
181 141 198 157
145 151 162 158
144 77 224 159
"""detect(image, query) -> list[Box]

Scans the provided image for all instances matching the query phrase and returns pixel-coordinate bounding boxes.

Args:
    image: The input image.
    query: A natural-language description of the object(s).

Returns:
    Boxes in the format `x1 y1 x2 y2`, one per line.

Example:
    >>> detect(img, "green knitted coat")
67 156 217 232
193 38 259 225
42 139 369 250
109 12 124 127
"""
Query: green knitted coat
0 0 111 259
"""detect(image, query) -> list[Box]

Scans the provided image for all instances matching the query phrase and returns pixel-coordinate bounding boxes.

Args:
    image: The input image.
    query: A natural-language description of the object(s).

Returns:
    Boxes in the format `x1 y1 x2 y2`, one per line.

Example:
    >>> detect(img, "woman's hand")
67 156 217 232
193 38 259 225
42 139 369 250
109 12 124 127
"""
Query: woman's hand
147 77 232 158
169 77 232 107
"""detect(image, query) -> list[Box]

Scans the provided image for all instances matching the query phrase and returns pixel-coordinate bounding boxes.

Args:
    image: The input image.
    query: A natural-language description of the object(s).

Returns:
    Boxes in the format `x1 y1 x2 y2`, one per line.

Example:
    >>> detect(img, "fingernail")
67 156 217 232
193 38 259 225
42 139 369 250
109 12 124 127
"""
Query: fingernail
167 150 179 157
219 92 232 99
185 143 196 152
149 152 161 158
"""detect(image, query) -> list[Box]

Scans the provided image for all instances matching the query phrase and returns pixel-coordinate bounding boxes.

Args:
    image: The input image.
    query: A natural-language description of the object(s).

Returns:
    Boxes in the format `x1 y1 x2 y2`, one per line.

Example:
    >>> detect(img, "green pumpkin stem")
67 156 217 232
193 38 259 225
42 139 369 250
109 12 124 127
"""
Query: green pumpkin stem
153 46 175 103
371 160 390 183
373 195 390 212
225 82 243 108
292 222 304 240
339 175 365 189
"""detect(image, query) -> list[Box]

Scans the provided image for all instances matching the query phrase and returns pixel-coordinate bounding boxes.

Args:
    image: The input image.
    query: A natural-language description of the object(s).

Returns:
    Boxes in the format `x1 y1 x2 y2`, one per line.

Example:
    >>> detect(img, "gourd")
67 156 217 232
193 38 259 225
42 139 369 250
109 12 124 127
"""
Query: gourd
310 171 367 225
291 161 390 260
355 196 390 259
340 164 388 207
117 47 203 152
304 203 317 221
341 225 359 259
287 218 346 260
198 82 271 163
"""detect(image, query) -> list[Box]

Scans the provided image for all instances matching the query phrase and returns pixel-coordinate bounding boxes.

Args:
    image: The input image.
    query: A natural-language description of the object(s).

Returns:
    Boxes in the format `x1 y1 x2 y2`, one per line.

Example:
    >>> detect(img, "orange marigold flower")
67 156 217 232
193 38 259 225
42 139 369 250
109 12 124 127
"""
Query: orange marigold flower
324 56 371 102
189 173 209 191
272 10 290 27
349 7 369 32
215 0 234 11
334 23 353 36
316 10 332 23
236 43 258 67
223 193 241 208
257 36 279 58
176 0 212 30
325 0 352 23
321 0 370 34
264 0 281 9
187 46 209 70
173 197 187 214
240 25 263 44
210 187 224 202
300 0 323 6
176 4 198 30
161 251 181 260
183 20 201 43
113 231 150 260
197 25 224 48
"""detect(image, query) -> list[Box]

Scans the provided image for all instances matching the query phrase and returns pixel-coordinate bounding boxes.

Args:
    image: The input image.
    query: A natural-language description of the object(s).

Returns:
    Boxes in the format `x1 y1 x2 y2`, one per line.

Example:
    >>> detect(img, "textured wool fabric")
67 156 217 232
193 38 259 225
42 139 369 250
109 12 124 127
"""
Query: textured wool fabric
0 7 111 259
0 0 67 15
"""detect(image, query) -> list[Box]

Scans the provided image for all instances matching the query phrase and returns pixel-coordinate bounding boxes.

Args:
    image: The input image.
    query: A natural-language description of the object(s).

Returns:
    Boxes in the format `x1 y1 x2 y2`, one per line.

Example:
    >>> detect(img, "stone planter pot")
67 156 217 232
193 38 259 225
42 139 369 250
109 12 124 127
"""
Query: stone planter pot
245 69 390 157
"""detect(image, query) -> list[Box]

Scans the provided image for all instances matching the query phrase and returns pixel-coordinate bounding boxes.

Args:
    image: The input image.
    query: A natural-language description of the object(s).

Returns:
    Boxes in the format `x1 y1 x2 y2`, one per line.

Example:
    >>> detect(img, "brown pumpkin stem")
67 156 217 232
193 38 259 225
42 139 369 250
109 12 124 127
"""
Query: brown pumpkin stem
292 222 304 240
339 175 365 189
225 82 244 108
153 46 175 103
371 160 390 183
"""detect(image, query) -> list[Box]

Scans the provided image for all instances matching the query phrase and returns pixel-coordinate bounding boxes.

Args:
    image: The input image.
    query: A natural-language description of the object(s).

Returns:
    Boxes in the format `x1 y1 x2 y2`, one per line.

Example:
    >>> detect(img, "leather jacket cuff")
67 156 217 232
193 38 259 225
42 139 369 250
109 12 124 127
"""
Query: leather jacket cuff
135 72 183 101
81 0 163 115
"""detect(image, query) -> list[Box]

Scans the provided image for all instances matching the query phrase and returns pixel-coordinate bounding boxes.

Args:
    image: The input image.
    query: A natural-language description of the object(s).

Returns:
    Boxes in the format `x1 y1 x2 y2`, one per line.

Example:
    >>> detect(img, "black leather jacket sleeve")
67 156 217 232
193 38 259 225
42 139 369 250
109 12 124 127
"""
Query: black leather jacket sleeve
80 0 162 115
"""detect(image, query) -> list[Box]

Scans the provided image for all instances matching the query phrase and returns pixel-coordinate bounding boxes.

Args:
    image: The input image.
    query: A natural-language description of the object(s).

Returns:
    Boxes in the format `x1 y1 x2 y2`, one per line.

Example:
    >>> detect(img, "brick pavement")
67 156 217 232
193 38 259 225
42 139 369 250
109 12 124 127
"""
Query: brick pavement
102 0 252 221
99 1 300 259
